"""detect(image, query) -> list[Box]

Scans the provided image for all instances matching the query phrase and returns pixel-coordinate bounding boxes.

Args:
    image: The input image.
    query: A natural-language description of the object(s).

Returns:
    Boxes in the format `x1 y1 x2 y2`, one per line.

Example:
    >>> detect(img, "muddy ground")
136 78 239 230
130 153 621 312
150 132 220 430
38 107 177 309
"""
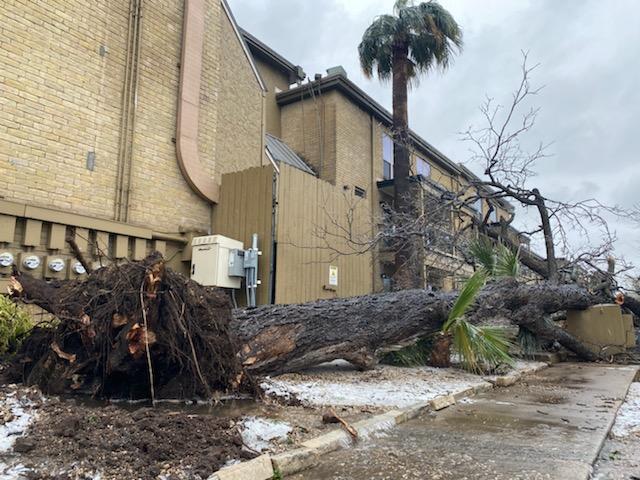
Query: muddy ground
1 389 253 479
0 382 379 480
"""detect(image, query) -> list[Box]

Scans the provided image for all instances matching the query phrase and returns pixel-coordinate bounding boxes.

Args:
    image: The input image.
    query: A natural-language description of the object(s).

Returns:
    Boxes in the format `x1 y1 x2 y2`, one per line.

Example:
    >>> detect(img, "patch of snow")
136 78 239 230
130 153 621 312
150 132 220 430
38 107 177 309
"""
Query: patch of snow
0 463 31 480
611 382 640 438
0 394 36 453
262 375 484 408
239 416 292 452
262 361 546 408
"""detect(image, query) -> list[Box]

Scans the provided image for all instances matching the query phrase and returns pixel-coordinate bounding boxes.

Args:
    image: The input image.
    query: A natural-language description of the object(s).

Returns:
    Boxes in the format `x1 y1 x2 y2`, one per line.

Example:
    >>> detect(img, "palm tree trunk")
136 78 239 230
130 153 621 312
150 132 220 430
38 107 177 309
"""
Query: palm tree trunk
392 43 419 288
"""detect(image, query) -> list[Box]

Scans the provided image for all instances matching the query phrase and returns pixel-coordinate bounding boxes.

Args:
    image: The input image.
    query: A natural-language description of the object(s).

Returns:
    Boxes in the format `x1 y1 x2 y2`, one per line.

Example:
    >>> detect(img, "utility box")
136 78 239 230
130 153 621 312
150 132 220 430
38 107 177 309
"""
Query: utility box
190 235 243 288
566 304 631 356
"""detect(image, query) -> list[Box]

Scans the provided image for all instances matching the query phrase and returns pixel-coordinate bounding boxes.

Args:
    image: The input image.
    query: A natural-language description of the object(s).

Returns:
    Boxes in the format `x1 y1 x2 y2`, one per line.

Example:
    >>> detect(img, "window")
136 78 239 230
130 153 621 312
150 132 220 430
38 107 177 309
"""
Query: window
488 206 497 223
382 134 394 180
354 186 366 198
416 157 431 178
473 198 482 217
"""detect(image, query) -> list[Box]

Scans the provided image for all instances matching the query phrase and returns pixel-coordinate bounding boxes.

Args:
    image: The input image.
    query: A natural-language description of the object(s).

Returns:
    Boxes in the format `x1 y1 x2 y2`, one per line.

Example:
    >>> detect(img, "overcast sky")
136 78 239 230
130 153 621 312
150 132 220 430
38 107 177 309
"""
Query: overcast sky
229 0 640 279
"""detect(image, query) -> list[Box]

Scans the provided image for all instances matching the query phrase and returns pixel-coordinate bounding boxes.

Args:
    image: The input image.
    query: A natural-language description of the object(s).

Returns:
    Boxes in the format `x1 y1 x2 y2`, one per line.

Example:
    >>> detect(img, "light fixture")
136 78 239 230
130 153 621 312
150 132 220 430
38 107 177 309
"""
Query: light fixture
22 255 41 270
48 258 66 273
0 252 14 268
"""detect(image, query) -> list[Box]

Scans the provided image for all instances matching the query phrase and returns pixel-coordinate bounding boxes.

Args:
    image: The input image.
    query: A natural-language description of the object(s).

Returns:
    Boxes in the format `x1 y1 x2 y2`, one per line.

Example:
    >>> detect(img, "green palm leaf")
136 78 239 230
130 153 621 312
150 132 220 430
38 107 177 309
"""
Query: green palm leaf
442 269 488 332
468 237 496 274
495 243 520 277
452 321 515 374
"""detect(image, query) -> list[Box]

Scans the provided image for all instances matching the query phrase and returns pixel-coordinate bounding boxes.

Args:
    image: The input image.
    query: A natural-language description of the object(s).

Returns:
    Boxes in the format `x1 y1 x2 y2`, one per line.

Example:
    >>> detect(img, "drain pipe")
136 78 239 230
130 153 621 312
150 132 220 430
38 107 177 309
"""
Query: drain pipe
176 0 219 204
122 0 144 222
114 0 139 221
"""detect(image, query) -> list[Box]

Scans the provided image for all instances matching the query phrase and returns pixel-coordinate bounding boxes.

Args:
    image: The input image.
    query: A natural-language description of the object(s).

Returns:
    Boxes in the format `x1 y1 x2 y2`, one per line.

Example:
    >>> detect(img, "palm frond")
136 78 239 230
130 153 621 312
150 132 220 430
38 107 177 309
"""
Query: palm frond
358 15 397 80
452 320 515 374
468 237 496 274
495 243 520 278
359 0 462 81
516 327 539 358
442 269 488 332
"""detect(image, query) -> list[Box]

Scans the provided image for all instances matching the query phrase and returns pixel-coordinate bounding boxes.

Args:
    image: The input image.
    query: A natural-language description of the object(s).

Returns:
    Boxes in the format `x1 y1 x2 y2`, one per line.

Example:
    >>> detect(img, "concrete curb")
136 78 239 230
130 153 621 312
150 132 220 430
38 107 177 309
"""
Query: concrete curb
209 454 274 480
209 363 551 479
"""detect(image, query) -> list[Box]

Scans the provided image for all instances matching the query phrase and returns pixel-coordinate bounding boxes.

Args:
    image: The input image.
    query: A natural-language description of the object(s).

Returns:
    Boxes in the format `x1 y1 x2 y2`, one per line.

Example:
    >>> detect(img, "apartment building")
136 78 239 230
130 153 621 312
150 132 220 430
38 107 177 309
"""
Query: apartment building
0 0 519 303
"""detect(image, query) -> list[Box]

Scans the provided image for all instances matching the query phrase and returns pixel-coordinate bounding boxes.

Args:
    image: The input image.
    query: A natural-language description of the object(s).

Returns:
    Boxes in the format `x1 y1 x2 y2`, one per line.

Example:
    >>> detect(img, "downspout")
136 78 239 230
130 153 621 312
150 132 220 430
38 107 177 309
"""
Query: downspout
176 0 219 203
114 0 139 221
122 0 144 222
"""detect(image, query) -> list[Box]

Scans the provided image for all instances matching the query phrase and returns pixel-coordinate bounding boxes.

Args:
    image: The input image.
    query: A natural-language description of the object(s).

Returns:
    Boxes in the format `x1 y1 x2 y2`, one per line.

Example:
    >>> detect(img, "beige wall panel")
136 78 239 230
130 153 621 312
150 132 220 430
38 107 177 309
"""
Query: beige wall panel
212 165 274 306
275 164 373 304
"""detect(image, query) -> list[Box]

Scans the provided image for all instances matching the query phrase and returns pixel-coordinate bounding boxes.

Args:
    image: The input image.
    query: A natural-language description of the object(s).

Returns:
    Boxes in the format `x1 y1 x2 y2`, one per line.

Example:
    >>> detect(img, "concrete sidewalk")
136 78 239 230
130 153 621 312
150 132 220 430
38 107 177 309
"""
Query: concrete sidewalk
289 363 638 480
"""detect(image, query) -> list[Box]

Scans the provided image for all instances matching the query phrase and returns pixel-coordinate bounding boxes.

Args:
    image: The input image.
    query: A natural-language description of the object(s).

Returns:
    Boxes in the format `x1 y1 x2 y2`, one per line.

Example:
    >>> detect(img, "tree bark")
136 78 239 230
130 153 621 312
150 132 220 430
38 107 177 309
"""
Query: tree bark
233 279 603 375
11 264 614 382
533 189 558 282
391 42 420 288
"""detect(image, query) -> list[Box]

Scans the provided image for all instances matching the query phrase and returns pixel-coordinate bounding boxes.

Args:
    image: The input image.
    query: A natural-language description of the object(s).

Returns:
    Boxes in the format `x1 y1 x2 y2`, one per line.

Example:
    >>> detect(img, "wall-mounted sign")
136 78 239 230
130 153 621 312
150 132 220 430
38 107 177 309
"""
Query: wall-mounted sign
329 265 338 287
0 252 14 268
22 255 41 270
48 258 66 273
72 262 86 275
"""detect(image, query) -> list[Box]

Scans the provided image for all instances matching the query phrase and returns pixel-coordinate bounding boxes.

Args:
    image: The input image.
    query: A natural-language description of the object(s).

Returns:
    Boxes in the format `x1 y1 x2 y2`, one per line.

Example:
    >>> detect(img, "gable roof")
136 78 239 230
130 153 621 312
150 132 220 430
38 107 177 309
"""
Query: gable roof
265 134 316 176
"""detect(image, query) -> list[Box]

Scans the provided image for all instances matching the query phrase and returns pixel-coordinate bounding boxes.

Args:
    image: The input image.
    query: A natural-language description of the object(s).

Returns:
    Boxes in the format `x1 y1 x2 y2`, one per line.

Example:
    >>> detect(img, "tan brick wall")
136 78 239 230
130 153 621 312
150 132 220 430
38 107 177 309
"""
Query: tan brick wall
1 0 129 215
1 0 263 236
255 58 291 137
280 92 337 183
213 12 263 179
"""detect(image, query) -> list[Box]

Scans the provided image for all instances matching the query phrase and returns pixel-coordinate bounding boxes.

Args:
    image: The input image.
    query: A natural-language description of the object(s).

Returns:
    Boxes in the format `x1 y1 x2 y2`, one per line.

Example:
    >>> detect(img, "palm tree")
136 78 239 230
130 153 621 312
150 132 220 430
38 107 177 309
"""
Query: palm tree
359 0 462 285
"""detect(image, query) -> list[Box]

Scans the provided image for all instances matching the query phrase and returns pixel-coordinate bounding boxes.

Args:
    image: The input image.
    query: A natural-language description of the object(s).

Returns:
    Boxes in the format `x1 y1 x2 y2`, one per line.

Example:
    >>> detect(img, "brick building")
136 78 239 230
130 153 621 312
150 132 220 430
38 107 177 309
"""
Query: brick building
1 1 520 303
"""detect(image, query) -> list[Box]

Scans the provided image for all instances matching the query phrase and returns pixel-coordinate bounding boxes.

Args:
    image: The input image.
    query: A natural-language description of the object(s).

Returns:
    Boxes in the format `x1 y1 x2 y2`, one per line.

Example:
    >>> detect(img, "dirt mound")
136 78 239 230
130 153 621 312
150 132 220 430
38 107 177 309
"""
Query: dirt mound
14 399 255 479
8 253 250 400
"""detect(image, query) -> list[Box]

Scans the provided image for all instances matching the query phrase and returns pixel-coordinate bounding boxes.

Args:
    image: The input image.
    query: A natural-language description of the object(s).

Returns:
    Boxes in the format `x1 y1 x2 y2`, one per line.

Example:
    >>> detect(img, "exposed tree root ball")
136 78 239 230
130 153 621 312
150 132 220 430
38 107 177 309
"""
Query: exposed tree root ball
8 253 250 400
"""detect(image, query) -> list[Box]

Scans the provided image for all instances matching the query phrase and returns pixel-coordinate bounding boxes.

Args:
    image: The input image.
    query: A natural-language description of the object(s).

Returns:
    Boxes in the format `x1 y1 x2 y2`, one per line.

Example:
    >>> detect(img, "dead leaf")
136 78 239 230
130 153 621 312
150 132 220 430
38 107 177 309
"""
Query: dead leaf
112 313 128 328
7 277 22 295
126 324 157 358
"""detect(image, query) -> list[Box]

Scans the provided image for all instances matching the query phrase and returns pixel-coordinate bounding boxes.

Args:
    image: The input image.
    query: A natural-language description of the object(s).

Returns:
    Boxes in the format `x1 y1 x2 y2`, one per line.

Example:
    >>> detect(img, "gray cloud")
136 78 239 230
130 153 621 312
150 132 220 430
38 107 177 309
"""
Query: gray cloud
229 0 640 278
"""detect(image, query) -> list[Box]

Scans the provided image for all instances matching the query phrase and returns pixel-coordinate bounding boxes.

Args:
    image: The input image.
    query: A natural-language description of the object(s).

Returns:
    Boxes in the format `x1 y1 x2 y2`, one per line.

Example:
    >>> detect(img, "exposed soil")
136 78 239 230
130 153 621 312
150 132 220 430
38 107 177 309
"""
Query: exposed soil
1 392 255 480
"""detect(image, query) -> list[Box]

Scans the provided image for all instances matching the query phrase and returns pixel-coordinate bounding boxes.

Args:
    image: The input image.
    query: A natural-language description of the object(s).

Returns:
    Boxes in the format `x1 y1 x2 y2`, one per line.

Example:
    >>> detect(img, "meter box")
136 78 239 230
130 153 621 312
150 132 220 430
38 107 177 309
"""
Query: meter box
190 235 244 288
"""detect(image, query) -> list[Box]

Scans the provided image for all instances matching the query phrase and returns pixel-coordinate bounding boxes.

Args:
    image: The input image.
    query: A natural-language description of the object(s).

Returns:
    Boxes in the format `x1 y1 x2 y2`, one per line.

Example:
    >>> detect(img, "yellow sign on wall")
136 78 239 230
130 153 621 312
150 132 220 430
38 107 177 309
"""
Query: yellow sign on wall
329 265 338 286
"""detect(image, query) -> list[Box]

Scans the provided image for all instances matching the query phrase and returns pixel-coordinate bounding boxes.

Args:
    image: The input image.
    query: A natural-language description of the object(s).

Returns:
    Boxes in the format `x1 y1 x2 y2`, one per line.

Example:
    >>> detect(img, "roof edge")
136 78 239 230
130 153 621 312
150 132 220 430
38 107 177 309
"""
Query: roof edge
220 0 266 92
240 28 305 83
277 74 463 177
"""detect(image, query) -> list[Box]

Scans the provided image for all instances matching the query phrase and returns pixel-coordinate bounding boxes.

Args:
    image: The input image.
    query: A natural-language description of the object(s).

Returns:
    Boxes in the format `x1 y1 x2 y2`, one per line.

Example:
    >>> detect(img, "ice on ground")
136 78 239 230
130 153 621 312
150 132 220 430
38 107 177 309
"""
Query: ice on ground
0 392 38 480
261 360 546 408
0 463 31 480
0 394 36 453
611 382 640 438
239 416 292 452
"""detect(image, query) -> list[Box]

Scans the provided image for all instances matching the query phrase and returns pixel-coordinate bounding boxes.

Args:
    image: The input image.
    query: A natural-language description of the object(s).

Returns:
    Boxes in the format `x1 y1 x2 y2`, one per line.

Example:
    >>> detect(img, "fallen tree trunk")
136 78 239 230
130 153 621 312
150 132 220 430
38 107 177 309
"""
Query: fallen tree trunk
233 278 604 375
10 254 626 394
